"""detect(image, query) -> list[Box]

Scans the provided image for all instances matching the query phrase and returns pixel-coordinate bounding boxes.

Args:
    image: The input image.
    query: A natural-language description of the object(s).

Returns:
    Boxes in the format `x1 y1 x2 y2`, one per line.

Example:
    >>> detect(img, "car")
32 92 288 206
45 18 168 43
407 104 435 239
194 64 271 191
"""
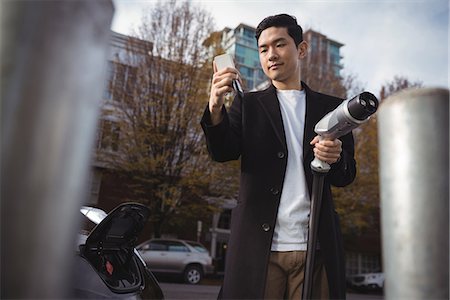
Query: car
137 239 214 284
347 272 384 291
72 203 164 299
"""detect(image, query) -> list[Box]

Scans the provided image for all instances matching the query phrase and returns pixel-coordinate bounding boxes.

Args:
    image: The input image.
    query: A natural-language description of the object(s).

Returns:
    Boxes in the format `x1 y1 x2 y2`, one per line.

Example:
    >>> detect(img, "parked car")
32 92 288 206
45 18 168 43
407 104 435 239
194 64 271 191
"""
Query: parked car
347 272 384 291
72 203 164 299
137 239 214 284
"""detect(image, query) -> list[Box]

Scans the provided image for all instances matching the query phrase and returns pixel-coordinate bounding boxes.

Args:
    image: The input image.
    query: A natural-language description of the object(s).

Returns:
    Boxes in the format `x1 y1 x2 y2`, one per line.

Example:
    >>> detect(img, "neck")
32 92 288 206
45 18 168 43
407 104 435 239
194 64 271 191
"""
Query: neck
272 79 302 91
272 69 303 90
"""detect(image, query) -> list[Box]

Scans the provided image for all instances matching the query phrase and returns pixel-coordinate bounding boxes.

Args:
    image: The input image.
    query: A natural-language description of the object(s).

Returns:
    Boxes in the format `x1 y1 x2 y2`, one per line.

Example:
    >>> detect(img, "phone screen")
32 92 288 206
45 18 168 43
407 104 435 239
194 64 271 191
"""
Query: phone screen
214 54 235 71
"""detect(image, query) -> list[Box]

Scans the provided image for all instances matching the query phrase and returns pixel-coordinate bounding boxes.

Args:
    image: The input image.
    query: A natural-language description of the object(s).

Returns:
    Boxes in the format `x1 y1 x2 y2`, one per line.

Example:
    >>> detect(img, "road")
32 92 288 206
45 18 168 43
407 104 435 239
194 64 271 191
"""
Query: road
159 282 384 300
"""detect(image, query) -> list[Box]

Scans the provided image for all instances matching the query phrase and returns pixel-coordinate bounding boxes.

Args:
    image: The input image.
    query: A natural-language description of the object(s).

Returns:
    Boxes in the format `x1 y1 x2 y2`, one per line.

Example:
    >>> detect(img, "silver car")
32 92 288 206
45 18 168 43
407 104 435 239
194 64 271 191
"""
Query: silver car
137 239 214 284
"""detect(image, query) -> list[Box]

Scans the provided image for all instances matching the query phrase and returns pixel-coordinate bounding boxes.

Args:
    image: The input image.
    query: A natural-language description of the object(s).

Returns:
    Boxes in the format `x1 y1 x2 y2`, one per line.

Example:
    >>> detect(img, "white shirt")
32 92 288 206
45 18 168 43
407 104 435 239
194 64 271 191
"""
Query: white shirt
271 89 311 251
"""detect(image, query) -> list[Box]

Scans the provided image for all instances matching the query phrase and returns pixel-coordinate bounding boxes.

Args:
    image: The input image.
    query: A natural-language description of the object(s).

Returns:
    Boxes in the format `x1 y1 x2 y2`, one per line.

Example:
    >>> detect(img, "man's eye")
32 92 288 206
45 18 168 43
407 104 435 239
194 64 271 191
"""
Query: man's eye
260 49 267 53
276 43 285 47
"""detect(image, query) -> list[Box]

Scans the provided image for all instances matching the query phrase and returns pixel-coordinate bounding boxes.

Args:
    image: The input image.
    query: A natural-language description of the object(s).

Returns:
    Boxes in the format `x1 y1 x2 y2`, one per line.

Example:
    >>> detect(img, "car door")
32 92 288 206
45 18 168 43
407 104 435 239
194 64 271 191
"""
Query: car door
162 240 191 273
138 240 169 273
139 240 191 274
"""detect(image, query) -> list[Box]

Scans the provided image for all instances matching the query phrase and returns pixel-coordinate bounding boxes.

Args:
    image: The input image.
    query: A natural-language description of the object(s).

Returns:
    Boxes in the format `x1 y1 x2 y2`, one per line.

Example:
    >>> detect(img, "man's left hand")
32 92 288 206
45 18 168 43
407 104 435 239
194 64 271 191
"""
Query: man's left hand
310 135 342 164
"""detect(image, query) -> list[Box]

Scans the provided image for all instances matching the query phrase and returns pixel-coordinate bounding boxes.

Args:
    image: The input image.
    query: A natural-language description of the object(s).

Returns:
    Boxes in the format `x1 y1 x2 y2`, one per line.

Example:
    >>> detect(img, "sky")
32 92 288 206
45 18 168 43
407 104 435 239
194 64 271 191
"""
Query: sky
111 0 449 94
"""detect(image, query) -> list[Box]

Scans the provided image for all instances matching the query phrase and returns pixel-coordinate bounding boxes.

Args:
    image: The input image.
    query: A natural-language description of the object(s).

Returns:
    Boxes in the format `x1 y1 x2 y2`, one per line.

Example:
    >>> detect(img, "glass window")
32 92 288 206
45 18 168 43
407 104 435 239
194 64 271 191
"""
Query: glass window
218 209 232 229
243 27 255 39
148 241 168 251
247 79 254 90
235 44 246 57
311 36 318 51
167 241 189 252
239 66 252 78
236 55 245 64
98 120 120 152
104 62 137 102
346 252 381 275
186 241 208 253
103 62 114 100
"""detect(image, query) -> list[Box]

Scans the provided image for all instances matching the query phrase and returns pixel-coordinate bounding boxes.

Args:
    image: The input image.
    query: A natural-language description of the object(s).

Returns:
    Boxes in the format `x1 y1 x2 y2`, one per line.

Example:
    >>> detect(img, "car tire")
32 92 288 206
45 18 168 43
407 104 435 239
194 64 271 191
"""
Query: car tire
184 265 202 284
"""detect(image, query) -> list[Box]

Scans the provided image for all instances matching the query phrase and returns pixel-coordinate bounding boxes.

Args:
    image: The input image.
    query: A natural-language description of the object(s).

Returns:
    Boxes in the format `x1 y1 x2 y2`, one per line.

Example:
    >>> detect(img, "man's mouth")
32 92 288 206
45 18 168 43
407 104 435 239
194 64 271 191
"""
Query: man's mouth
269 63 282 70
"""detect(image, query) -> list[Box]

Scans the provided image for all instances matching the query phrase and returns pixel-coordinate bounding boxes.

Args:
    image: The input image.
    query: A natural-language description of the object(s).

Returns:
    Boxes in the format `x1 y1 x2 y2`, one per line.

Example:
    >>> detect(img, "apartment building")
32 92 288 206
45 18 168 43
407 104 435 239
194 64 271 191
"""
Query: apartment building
221 24 267 91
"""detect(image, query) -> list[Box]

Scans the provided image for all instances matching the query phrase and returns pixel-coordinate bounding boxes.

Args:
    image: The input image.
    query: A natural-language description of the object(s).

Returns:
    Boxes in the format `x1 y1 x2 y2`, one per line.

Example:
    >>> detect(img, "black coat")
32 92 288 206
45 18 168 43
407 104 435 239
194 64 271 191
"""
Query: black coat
200 82 356 299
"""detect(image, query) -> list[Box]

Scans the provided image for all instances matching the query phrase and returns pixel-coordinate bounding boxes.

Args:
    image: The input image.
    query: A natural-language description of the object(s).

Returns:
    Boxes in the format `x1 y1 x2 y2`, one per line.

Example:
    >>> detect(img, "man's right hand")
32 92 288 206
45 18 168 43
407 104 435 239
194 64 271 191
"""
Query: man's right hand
209 62 241 125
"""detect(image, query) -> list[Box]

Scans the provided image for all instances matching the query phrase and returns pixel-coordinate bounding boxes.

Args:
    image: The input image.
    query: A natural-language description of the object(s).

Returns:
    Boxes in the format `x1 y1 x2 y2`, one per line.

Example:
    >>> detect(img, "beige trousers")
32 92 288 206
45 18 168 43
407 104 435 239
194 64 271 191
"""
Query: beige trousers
264 251 329 300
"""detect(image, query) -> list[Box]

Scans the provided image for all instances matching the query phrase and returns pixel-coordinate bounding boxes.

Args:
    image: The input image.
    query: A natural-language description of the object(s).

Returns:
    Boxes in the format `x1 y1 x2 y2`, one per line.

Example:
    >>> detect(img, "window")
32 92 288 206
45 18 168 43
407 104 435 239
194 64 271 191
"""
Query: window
104 61 137 102
167 241 189 252
239 66 253 78
235 44 246 58
310 36 318 52
149 240 190 252
102 62 114 100
236 55 245 64
346 252 381 275
148 241 168 251
243 27 255 39
218 209 232 229
186 241 208 253
98 120 120 152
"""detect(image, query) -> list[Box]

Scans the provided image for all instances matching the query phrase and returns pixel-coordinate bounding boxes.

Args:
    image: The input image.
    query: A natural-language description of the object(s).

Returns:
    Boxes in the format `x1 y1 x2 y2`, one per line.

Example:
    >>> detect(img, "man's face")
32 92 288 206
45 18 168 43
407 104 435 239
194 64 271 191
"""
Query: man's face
257 27 306 88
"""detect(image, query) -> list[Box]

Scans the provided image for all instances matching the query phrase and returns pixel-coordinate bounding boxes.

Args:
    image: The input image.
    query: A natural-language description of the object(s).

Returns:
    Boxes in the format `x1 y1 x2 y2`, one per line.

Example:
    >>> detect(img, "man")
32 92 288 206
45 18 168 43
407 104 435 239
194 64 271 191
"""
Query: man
201 14 356 299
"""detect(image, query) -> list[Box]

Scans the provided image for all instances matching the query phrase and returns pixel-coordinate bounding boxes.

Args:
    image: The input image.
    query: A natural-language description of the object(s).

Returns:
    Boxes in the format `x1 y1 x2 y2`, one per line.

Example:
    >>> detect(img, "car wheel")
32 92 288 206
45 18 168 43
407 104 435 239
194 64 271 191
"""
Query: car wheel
184 265 202 284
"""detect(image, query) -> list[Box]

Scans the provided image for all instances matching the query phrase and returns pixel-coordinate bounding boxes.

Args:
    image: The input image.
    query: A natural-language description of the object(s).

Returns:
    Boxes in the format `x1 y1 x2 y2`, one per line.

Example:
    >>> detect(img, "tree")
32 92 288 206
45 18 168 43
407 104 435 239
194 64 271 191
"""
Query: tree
99 0 233 238
379 75 423 100
333 75 423 237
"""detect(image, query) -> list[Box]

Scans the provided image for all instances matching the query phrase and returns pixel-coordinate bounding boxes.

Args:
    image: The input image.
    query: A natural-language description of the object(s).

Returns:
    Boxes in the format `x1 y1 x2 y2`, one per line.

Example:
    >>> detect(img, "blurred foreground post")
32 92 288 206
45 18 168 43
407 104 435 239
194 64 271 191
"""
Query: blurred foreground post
1 1 114 298
378 88 449 299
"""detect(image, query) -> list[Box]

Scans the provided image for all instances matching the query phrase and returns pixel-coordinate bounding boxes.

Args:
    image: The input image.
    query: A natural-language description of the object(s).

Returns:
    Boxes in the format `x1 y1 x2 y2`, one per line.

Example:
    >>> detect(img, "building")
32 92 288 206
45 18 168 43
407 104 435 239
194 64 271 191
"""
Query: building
206 197 237 274
88 31 153 207
221 24 267 91
303 29 344 79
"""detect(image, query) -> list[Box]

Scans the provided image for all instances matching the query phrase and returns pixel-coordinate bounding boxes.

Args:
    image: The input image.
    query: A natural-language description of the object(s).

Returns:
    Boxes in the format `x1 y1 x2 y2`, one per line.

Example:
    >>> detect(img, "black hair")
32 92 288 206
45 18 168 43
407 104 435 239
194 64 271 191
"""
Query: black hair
255 14 303 47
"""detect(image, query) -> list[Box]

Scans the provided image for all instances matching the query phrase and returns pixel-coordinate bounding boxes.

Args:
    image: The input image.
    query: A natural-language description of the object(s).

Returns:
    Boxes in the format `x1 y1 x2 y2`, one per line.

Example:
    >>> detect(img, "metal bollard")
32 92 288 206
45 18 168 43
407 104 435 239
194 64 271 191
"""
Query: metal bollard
1 1 114 298
378 88 449 299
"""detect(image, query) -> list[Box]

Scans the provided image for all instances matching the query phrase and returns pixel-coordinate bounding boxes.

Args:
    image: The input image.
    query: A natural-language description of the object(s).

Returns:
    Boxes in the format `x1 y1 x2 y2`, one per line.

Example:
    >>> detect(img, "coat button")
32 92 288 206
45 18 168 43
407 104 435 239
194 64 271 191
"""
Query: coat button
277 151 285 159
262 223 271 232
270 188 279 195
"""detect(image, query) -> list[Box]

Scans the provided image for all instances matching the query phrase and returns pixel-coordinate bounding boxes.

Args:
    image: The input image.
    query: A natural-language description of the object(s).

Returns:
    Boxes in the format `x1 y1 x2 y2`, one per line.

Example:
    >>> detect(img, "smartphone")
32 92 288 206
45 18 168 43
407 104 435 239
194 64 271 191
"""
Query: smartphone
213 54 244 99
214 53 236 71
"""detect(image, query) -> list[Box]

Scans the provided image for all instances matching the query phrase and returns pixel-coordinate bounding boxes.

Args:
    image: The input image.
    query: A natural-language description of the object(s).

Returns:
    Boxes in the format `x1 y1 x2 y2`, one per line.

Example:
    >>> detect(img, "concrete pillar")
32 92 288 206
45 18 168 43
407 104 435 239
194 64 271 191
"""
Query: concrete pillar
1 1 114 297
378 88 449 299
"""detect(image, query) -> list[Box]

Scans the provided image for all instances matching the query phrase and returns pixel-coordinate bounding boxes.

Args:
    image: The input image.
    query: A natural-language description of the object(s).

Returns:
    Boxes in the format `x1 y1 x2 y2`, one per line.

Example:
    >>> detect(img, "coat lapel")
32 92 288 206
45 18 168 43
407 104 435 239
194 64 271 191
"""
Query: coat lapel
256 85 287 150
255 83 326 157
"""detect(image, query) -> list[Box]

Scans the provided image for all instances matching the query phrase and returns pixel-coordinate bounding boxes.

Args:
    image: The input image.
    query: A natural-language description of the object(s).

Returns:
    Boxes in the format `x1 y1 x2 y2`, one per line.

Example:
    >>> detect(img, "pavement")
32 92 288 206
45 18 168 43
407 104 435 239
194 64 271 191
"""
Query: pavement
158 275 384 300
159 282 384 300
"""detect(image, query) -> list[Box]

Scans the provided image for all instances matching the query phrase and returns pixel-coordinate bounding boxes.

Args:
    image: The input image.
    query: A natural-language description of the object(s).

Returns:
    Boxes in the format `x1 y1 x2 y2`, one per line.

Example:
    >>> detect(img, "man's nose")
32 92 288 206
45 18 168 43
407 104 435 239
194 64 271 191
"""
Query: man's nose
268 48 278 61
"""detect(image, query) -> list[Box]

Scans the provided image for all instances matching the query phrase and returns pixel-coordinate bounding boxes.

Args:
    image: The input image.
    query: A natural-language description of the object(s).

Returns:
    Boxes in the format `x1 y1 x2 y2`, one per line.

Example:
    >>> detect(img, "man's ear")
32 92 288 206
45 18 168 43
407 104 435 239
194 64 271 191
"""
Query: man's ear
298 41 308 59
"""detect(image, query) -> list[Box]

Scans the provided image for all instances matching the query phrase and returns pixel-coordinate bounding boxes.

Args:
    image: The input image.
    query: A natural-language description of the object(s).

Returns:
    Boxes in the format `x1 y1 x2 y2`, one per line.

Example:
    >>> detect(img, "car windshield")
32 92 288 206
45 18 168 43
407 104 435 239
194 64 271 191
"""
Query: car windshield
186 241 208 253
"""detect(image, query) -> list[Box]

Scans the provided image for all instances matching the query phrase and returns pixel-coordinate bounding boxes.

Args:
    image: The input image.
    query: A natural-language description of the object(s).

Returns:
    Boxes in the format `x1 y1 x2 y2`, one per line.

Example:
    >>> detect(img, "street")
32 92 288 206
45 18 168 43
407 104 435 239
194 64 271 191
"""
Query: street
159 282 384 300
